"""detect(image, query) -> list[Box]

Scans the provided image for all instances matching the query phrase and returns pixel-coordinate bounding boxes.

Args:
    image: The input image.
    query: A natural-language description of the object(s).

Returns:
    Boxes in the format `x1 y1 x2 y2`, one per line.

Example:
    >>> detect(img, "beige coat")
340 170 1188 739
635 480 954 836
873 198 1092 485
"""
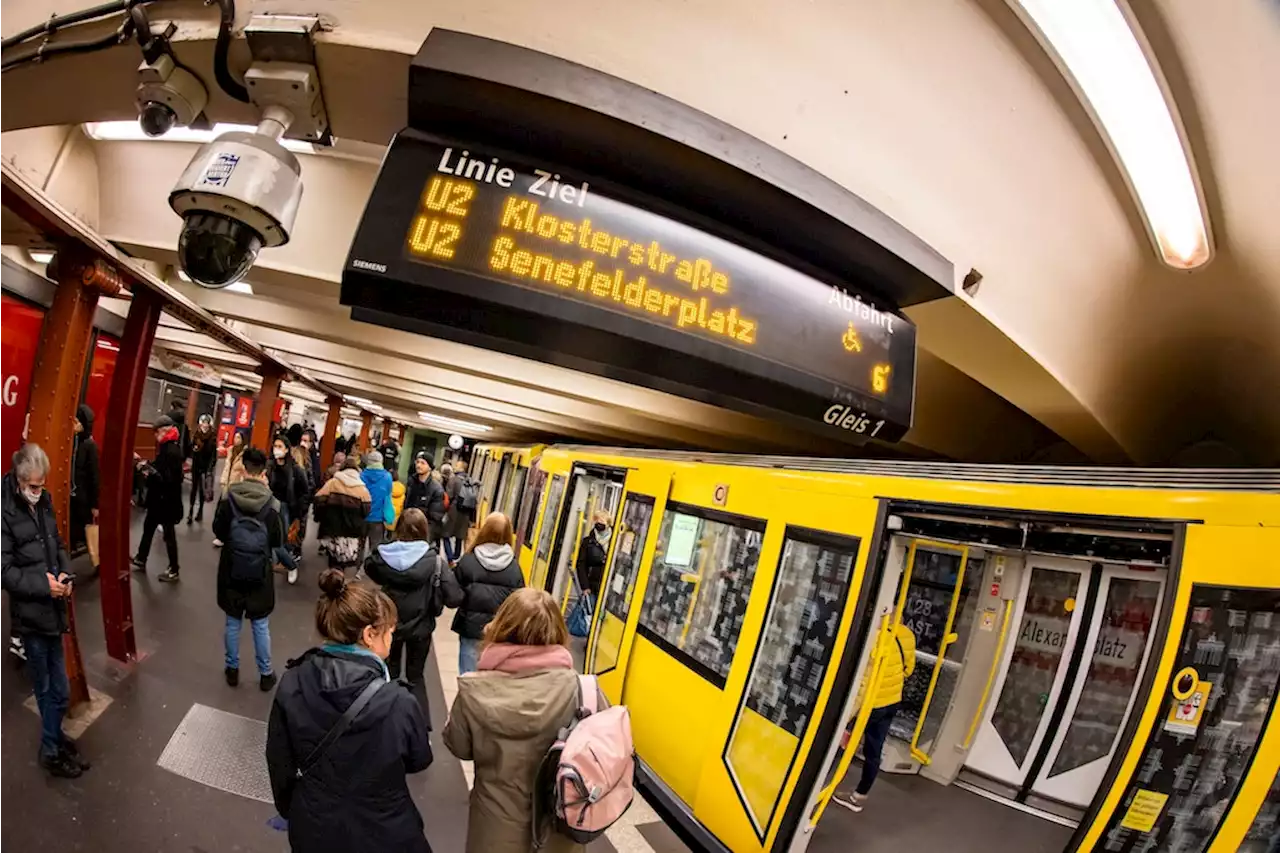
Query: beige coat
443 668 585 853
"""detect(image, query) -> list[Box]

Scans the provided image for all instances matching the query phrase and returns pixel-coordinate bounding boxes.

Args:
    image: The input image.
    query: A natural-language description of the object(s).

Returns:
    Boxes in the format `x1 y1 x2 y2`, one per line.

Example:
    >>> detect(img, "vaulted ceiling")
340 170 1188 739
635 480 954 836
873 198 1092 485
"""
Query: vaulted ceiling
3 0 1277 464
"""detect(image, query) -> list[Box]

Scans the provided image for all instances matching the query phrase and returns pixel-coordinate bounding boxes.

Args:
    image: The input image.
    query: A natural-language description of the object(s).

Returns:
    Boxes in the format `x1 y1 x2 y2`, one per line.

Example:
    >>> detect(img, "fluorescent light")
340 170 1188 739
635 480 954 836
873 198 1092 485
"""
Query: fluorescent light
225 282 254 295
29 250 54 265
1010 0 1211 269
347 396 372 406
84 120 317 155
418 411 492 433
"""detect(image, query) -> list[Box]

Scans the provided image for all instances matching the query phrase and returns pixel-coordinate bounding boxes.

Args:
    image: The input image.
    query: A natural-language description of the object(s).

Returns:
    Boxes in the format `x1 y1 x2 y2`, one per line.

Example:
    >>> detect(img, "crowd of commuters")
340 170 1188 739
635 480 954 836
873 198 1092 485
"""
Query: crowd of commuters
3 424 669 853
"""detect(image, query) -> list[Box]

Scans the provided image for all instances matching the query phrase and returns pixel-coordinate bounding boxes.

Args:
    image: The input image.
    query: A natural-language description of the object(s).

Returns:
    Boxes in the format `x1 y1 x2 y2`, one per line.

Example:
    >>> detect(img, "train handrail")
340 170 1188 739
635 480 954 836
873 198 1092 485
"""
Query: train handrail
962 598 1015 750
906 541 972 765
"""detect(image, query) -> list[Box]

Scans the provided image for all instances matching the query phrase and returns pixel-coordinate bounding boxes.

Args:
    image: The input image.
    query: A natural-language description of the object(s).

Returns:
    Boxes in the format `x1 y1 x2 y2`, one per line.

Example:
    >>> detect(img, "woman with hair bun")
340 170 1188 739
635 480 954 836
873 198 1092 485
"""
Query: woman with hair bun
266 569 434 852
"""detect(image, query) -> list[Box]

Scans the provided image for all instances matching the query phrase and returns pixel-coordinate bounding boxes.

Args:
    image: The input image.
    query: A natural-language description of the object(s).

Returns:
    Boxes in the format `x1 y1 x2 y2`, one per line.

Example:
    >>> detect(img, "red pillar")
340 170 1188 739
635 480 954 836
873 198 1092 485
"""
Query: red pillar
319 395 342 469
100 286 161 664
357 411 373 456
249 365 286 452
27 253 122 699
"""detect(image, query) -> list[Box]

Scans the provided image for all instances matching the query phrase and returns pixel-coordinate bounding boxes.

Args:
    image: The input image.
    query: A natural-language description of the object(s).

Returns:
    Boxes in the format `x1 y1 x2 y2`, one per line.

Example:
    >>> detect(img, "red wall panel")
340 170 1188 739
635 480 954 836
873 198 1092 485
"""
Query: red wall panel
1 294 47 465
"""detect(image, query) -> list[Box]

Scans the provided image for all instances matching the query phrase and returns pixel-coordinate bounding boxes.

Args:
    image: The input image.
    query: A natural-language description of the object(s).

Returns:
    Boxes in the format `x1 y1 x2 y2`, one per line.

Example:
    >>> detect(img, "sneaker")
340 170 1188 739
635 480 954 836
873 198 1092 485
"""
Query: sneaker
59 737 91 771
225 667 239 687
832 791 866 813
130 557 147 572
287 568 298 585
40 752 83 779
259 672 278 692
157 569 180 583
9 634 26 663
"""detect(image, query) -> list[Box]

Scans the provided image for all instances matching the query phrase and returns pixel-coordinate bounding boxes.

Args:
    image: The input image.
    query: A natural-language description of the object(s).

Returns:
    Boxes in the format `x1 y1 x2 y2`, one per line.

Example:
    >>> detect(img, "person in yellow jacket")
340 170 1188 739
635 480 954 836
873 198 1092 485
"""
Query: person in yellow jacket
834 618 916 813
386 469 407 533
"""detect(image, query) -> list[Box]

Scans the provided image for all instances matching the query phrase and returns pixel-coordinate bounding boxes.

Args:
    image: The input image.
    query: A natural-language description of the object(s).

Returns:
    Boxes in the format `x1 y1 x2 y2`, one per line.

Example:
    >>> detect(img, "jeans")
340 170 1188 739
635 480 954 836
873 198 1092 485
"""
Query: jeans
857 702 899 795
188 470 208 519
23 633 69 759
224 614 272 676
274 505 297 571
364 522 385 560
137 512 180 571
442 536 461 563
458 636 482 675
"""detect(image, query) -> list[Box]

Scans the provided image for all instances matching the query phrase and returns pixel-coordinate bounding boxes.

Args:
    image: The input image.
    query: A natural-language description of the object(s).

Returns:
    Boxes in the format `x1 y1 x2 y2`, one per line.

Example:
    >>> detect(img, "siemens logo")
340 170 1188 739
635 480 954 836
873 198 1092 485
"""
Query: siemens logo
351 258 387 273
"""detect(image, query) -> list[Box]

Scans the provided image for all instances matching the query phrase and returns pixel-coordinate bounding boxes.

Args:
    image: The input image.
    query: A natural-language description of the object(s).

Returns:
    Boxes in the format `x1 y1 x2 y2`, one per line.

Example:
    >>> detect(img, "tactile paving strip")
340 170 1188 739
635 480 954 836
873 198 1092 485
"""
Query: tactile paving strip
157 703 273 803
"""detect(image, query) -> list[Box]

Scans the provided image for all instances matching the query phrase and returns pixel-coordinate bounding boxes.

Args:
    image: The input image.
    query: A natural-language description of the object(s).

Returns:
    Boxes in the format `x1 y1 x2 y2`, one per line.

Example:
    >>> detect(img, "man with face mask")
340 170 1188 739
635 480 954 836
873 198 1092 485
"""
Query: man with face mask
2 443 90 778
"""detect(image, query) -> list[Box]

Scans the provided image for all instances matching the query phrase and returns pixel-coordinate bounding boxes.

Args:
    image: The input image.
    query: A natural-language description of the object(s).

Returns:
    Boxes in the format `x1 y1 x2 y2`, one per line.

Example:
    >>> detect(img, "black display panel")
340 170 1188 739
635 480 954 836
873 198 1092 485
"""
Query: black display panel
343 131 918 443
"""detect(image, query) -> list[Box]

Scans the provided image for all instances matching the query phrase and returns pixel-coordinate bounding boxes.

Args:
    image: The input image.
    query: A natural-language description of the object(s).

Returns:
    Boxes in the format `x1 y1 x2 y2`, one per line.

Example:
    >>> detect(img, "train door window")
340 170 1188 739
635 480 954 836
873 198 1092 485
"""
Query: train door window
505 465 528 522
591 494 656 675
533 474 567 588
546 471 625 610
636 503 765 687
1099 586 1280 853
1241 770 1280 853
724 528 860 838
517 463 547 549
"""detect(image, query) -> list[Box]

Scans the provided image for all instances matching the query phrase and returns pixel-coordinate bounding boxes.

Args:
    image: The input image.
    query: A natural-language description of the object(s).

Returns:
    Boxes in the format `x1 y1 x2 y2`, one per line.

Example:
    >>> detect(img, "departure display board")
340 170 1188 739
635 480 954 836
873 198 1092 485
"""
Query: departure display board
343 132 918 442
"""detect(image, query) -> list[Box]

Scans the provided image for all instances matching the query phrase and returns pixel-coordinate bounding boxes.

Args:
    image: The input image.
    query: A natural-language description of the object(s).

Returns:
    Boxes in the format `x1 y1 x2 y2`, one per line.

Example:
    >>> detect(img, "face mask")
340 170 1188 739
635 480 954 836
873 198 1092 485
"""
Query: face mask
594 522 607 533
273 448 287 460
22 486 42 505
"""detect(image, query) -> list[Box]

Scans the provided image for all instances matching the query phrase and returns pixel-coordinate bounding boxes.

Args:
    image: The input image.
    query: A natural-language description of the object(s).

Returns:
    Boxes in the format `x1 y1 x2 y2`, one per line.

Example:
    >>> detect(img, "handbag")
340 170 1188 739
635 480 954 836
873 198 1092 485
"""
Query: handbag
85 523 100 568
202 470 215 503
567 591 594 638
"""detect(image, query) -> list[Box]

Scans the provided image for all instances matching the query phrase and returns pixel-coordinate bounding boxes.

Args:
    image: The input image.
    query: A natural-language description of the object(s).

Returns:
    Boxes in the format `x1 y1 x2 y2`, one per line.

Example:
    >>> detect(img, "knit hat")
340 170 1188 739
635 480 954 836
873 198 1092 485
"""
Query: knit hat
364 452 384 469
154 415 174 429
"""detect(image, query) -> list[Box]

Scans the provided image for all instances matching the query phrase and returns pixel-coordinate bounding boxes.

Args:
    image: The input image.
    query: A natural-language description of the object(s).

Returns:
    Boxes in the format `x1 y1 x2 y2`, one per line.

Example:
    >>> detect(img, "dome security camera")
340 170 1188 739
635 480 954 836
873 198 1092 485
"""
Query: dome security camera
136 54 207 138
167 107 303 288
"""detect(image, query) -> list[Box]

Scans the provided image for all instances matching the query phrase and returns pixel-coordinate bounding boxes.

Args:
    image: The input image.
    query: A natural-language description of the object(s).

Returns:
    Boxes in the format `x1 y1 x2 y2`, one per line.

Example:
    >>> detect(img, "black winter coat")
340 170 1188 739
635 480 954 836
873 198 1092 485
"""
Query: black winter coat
362 541 443 642
1 473 70 636
148 434 185 524
73 405 101 512
268 455 310 522
213 480 285 620
576 533 609 597
441 549 524 640
190 428 217 476
404 475 446 526
267 648 433 853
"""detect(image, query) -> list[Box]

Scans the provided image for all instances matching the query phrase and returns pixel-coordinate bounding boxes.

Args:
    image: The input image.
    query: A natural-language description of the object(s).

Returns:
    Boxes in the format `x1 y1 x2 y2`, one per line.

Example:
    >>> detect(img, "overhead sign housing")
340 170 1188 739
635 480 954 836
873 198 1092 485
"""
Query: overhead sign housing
341 31 953 445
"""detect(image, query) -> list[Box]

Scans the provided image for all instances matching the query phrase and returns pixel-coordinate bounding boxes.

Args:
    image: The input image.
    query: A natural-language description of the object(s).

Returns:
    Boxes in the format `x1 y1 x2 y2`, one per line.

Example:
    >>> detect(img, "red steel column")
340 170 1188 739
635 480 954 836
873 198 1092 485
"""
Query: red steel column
318 395 342 468
249 365 286 451
100 286 162 663
26 253 124 700
357 411 373 456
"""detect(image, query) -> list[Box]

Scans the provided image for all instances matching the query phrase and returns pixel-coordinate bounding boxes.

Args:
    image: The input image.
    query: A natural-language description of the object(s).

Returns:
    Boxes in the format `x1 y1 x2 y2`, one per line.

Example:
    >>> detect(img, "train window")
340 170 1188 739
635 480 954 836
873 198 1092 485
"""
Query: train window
590 494 656 675
725 528 860 837
1241 770 1280 853
517 464 548 549
534 474 568 580
636 502 765 688
1099 586 1280 853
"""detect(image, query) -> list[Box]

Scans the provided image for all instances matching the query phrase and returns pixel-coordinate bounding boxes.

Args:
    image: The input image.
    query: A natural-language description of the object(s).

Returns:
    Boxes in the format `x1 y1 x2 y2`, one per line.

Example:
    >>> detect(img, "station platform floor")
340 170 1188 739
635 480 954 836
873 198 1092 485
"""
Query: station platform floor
0 502 691 853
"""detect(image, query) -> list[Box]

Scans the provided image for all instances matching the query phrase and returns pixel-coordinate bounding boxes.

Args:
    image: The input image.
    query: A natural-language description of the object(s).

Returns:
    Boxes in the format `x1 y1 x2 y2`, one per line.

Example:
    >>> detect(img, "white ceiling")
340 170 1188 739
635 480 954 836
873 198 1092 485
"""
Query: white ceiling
2 0 1277 464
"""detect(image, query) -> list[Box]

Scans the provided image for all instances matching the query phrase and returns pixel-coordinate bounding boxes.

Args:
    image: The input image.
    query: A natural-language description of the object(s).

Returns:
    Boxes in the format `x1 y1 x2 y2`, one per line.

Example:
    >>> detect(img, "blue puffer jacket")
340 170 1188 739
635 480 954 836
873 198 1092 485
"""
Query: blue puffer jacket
360 467 395 526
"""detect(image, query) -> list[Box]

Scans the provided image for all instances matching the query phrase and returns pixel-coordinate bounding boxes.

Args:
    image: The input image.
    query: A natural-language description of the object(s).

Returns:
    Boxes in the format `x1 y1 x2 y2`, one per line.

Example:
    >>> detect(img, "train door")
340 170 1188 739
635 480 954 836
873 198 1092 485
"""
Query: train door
542 464 626 614
585 464 675 703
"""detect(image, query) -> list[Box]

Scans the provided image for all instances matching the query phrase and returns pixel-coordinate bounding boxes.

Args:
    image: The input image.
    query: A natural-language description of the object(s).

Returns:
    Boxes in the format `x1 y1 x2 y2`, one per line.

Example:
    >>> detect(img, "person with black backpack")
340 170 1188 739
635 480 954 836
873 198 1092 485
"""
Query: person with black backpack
213 447 286 691
443 458 477 562
361 508 443 719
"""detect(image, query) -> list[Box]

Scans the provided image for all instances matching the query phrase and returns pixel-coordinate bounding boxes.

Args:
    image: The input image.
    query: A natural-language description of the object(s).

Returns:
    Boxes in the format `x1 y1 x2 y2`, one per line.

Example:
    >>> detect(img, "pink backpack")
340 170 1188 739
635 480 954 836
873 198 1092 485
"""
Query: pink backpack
533 674 635 846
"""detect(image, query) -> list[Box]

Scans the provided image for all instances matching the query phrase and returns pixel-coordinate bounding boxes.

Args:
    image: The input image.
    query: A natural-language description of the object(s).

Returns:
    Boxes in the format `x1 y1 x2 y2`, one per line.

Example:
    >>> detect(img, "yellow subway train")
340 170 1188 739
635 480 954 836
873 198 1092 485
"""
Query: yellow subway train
469 443 1280 853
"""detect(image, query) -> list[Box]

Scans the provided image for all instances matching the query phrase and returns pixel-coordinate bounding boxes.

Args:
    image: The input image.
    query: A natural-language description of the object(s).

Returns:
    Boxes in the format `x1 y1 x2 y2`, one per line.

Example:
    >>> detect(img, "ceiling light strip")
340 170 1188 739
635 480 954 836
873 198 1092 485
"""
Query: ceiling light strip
1009 0 1212 269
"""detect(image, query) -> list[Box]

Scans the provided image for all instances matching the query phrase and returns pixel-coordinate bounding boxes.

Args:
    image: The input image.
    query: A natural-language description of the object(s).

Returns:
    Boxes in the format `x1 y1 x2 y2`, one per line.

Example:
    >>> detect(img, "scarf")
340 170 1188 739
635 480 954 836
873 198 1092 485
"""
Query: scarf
477 643 574 674
322 642 390 682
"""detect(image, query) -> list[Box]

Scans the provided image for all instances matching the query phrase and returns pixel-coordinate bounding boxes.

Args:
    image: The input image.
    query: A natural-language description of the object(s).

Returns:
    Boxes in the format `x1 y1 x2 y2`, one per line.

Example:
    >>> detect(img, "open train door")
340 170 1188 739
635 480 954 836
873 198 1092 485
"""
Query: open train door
585 462 677 704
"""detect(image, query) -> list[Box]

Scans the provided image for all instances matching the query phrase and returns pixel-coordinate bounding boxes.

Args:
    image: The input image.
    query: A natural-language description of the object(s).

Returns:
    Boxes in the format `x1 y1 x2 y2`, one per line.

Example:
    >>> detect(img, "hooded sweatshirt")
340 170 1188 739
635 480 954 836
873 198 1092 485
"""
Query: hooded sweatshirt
442 644 585 853
362 540 441 641
441 542 524 640
72 403 100 512
212 479 285 619
314 468 372 541
360 459 395 526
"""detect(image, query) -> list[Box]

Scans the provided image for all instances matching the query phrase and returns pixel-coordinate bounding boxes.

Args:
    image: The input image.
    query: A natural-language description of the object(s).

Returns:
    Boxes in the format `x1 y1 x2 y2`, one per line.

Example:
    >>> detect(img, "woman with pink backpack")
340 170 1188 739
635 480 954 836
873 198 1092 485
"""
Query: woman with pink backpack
443 588 634 852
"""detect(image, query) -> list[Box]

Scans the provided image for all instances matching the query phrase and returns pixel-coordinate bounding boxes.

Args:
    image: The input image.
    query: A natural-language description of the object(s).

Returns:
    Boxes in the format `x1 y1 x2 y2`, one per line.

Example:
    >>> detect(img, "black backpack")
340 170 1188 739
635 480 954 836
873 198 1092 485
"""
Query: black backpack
228 499 273 582
456 476 479 512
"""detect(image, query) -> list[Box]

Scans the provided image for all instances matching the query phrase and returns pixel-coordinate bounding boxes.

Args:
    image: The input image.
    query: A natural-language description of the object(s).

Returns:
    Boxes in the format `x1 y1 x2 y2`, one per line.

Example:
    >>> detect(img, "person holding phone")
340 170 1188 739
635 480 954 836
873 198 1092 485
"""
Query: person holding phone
1 443 91 779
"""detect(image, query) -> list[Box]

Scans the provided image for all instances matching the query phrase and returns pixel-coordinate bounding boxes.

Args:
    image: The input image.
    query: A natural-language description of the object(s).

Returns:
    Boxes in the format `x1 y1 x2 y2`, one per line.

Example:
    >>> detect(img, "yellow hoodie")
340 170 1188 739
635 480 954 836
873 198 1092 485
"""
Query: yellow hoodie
386 480 407 531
